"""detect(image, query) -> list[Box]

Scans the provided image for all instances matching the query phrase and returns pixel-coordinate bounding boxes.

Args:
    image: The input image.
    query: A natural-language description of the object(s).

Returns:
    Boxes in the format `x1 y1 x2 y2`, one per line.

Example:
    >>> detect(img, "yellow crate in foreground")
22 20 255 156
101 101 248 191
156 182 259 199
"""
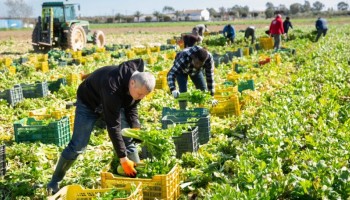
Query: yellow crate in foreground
48 183 143 200
101 164 180 200
211 94 241 116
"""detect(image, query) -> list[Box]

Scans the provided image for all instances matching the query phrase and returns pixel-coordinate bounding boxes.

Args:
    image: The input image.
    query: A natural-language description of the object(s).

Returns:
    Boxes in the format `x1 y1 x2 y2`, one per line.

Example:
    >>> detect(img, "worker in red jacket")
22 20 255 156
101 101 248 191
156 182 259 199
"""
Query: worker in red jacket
269 14 284 51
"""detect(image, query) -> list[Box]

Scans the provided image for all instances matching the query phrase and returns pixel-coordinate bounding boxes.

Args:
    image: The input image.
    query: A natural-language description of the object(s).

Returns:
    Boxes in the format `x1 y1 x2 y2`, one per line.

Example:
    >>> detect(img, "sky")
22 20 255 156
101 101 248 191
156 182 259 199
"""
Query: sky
0 0 343 18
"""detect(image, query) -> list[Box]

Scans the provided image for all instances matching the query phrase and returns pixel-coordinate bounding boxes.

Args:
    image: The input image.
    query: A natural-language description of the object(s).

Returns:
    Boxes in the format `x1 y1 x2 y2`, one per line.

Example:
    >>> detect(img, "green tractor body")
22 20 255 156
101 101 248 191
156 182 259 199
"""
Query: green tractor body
32 1 105 52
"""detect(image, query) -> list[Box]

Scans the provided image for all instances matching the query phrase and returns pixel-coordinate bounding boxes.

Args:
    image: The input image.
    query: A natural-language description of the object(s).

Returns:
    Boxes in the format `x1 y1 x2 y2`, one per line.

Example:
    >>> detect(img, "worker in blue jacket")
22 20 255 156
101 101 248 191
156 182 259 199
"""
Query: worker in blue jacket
315 17 328 42
223 24 236 45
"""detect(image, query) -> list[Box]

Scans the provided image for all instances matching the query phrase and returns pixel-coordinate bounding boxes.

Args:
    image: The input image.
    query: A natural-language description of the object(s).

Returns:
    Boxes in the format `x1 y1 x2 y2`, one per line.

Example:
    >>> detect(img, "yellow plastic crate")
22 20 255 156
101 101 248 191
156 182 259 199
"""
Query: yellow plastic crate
126 50 136 59
227 71 240 82
7 66 16 75
96 47 106 53
2 57 12 67
155 70 168 90
101 164 180 200
37 54 48 62
48 183 143 200
149 46 160 53
211 94 241 116
259 37 274 50
66 73 82 86
72 51 82 58
243 47 249 56
165 51 176 60
214 86 238 98
35 61 49 72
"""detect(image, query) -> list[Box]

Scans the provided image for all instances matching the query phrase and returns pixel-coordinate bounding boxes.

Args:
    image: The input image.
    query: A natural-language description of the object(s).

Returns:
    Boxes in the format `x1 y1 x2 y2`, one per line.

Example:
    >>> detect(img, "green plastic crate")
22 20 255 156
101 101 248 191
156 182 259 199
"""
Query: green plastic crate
48 78 67 92
14 117 70 146
21 81 48 98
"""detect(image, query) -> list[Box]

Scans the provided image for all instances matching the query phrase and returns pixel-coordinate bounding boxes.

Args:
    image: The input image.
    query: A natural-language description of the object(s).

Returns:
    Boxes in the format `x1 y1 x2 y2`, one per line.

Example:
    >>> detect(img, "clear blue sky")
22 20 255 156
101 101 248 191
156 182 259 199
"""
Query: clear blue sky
0 0 341 17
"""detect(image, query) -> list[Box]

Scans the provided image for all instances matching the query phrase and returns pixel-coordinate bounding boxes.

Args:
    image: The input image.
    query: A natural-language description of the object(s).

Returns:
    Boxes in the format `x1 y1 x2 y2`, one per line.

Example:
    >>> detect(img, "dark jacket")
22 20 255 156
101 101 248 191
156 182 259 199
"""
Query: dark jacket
77 59 144 158
283 20 293 33
316 18 328 30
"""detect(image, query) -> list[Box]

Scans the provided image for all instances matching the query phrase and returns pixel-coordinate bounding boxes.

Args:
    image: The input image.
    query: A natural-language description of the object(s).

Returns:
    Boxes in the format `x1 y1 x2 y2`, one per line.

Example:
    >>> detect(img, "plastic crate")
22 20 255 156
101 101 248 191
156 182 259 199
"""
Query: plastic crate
227 71 240 82
259 37 274 50
48 78 67 92
173 126 199 158
155 71 168 90
66 73 81 86
48 183 143 200
162 107 209 118
101 164 180 200
35 61 49 72
210 95 241 117
21 81 49 98
0 84 24 106
14 117 71 146
238 80 255 93
0 144 5 176
162 115 210 145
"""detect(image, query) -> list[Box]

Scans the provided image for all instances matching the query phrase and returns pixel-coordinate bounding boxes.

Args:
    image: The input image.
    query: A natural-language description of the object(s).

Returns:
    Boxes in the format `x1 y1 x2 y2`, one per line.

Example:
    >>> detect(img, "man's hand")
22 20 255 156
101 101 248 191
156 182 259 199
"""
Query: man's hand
120 157 137 177
172 90 180 98
212 99 219 107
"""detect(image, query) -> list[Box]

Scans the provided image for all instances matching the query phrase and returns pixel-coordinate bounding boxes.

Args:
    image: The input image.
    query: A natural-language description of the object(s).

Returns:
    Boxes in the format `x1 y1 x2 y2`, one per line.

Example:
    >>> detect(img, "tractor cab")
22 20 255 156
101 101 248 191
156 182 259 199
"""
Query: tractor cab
32 1 105 52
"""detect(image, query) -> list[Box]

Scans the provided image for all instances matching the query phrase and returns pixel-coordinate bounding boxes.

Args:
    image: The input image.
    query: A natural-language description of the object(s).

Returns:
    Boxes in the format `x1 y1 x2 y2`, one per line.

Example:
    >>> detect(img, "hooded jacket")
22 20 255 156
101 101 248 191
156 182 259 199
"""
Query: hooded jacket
77 58 144 158
269 15 284 35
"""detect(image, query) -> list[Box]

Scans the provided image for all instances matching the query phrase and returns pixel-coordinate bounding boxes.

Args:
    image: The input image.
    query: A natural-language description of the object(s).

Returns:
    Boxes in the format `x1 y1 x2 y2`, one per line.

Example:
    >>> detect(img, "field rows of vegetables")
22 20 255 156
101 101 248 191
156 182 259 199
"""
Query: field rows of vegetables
0 23 350 199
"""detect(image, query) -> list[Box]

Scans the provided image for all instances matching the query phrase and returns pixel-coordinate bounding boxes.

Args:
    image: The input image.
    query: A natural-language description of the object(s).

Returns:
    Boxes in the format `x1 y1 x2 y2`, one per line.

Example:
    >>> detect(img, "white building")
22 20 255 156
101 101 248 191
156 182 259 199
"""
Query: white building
179 9 210 21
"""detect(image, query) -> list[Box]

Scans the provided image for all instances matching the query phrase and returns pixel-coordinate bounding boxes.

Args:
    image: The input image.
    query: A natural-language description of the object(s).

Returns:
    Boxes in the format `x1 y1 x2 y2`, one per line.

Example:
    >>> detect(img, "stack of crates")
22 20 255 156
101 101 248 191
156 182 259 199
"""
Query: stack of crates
162 107 210 145
13 117 71 146
101 164 180 200
36 54 49 72
66 73 82 86
259 37 274 50
0 84 24 106
210 94 241 117
48 183 143 200
21 81 49 98
155 70 168 90
172 126 199 158
0 144 5 177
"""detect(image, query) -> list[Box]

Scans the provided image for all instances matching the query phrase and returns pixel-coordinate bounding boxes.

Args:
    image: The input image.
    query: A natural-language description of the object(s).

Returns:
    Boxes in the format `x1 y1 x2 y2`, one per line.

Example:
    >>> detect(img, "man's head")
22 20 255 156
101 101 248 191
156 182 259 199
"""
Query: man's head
129 72 155 100
276 14 282 18
286 17 290 20
190 48 209 69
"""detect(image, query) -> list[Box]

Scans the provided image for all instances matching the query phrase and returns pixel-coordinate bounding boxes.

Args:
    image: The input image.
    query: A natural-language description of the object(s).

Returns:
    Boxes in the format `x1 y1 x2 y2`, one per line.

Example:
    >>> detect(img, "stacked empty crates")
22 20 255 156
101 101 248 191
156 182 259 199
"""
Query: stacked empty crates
162 107 210 145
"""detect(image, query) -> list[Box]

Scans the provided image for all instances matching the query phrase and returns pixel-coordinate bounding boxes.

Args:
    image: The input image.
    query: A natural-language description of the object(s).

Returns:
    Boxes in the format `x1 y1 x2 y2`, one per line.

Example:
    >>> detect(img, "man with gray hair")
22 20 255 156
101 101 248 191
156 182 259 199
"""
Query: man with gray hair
47 58 155 195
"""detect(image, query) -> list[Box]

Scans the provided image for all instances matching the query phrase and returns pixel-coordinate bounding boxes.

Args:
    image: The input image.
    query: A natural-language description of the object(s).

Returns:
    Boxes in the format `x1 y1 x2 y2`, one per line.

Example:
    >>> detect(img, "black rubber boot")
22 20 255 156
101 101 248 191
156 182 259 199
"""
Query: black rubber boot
47 156 75 195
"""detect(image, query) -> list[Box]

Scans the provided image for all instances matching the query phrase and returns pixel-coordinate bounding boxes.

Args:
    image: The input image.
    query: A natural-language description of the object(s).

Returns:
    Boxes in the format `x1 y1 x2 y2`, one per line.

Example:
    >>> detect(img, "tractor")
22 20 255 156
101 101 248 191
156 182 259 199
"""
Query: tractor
32 1 105 52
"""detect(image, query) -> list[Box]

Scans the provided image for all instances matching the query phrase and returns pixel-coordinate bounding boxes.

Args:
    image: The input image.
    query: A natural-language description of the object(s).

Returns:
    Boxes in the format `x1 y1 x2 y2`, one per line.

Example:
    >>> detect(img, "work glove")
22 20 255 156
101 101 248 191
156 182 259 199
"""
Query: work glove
121 158 137 178
172 90 180 98
211 99 219 107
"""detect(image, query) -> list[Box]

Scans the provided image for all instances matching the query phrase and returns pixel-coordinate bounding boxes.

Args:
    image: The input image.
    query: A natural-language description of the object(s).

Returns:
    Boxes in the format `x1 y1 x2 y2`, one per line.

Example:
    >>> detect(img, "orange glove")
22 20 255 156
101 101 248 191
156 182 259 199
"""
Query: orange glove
121 159 137 177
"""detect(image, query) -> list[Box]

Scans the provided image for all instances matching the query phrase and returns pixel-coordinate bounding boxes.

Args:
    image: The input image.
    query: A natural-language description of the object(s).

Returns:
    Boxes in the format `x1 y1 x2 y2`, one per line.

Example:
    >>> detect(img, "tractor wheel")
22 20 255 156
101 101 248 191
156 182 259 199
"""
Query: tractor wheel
67 24 87 51
93 30 106 48
32 23 50 53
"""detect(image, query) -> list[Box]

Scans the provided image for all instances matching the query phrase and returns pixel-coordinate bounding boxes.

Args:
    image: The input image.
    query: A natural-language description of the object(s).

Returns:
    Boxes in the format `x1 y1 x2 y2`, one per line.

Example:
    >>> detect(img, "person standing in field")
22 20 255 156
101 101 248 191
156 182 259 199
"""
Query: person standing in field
167 46 218 109
315 17 328 42
269 14 284 51
47 58 156 195
223 24 236 45
283 17 293 40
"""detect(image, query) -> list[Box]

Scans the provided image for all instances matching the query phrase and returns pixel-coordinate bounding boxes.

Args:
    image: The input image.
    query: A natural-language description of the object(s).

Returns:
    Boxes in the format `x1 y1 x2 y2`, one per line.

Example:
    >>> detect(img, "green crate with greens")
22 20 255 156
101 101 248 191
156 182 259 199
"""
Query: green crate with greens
13 117 70 146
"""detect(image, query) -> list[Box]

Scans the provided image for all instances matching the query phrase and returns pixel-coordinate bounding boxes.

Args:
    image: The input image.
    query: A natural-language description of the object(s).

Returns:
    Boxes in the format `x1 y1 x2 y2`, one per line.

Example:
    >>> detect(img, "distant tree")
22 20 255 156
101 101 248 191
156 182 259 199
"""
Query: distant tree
265 8 275 18
303 0 311 12
134 11 142 22
218 6 226 20
277 4 289 15
163 15 172 22
153 11 161 22
312 1 325 12
4 0 33 18
290 3 303 14
174 11 182 21
115 13 124 23
337 1 349 11
162 6 175 14
145 16 152 22
207 8 220 18
266 2 274 9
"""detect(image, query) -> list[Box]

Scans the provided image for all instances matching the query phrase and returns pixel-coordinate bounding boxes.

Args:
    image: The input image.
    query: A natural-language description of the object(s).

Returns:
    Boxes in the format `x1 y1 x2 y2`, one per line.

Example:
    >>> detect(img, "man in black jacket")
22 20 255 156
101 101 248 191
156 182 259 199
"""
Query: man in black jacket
47 58 155 194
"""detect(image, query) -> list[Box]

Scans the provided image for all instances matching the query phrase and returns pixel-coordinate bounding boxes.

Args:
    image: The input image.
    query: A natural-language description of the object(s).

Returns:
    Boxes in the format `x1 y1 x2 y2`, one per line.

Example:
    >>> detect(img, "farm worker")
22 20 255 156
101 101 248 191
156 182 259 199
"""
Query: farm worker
269 14 284 51
167 45 218 109
194 24 209 37
244 26 256 44
192 27 203 44
283 16 293 40
183 34 200 48
47 58 156 194
315 17 328 42
223 24 236 45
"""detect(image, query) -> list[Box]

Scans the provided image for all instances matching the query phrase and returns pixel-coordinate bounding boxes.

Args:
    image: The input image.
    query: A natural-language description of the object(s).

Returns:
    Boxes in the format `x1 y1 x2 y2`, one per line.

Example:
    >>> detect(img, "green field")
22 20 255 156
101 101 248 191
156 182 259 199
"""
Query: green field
0 19 350 199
